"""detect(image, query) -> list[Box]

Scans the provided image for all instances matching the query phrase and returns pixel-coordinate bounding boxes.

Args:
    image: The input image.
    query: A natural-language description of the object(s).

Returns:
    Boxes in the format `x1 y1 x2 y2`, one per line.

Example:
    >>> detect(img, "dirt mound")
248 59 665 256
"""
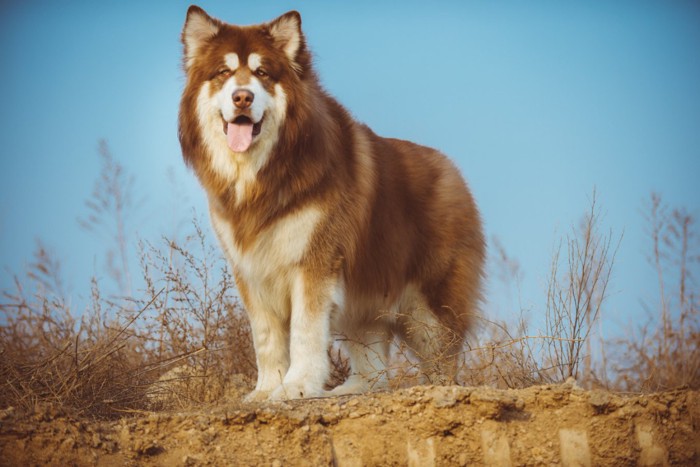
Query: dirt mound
1 383 698 466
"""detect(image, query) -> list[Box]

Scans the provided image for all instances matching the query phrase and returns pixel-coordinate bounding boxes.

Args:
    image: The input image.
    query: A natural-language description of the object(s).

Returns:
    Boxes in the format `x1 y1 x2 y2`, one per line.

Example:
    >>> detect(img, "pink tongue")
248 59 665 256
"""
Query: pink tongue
227 122 254 153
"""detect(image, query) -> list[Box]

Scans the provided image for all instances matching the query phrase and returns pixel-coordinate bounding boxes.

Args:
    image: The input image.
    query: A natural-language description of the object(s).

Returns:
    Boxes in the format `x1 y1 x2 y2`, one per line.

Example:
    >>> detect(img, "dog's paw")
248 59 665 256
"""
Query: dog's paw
328 378 369 397
269 381 325 401
328 374 387 397
243 389 271 403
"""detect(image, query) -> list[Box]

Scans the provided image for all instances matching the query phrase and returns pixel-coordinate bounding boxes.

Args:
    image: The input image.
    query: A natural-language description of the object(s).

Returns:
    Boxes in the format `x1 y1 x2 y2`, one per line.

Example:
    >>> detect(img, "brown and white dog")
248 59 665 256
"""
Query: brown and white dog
178 6 485 400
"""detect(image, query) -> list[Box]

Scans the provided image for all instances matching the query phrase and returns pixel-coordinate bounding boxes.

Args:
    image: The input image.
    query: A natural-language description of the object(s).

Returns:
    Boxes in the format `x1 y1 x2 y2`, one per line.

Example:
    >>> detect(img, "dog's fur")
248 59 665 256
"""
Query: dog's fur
178 6 485 400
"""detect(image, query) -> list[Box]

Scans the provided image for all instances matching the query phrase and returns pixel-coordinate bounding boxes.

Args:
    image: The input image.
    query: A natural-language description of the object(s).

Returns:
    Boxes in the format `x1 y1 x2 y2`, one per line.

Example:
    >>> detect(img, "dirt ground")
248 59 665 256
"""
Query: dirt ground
1 381 698 466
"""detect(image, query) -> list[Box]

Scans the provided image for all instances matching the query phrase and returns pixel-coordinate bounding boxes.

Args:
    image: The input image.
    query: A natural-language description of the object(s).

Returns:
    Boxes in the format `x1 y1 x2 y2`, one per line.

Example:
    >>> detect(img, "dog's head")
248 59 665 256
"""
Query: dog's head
179 6 311 181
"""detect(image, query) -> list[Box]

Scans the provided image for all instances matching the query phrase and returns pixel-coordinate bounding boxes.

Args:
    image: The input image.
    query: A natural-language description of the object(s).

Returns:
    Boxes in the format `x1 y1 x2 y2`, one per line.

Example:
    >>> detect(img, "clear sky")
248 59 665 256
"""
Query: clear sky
1 1 699 337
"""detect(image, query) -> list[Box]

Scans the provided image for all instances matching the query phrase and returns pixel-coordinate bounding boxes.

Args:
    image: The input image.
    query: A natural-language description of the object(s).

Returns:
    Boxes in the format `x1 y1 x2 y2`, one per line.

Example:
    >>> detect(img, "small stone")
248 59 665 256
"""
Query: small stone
61 437 76 450
183 455 198 466
429 387 459 408
589 391 611 414
0 406 14 421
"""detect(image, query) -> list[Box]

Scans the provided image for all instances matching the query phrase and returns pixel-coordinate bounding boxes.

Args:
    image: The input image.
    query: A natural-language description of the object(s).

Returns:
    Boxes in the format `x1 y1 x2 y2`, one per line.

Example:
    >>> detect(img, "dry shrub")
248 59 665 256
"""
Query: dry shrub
135 220 256 409
459 191 620 389
462 192 698 394
327 346 351 390
0 141 256 417
460 315 548 389
0 245 153 418
611 193 700 391
0 222 257 417
542 192 619 384
78 140 137 297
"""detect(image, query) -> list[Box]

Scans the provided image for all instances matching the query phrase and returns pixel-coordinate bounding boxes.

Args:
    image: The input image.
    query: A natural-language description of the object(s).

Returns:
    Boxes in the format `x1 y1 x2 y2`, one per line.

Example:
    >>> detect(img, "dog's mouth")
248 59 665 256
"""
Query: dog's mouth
223 115 263 153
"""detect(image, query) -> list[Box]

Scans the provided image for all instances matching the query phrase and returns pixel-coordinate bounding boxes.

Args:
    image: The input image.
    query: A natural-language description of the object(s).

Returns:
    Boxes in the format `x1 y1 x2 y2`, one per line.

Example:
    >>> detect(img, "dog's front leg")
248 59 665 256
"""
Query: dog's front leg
270 272 333 400
237 280 291 402
245 308 291 401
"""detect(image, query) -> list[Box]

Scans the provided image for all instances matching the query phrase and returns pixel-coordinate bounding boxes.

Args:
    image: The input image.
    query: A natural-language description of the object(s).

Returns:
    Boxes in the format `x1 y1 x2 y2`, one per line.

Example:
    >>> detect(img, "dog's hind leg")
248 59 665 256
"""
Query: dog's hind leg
329 323 391 396
396 300 464 386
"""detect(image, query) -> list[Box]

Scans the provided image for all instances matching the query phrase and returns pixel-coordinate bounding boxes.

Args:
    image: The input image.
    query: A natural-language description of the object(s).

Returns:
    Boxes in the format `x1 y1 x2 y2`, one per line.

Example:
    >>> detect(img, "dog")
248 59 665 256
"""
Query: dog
178 6 485 400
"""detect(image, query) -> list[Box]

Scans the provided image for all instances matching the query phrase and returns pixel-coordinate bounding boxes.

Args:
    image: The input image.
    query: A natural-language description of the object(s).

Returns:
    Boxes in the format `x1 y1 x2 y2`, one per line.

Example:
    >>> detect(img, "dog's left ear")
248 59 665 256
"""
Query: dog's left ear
268 11 304 67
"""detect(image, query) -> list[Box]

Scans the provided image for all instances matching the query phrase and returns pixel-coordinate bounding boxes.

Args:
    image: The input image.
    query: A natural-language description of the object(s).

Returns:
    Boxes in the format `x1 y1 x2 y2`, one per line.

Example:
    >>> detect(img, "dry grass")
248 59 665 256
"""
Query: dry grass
455 191 621 390
134 220 257 408
0 220 255 418
78 140 137 297
1 145 697 418
542 191 620 384
1 143 255 417
462 191 698 393
0 248 154 417
610 193 700 391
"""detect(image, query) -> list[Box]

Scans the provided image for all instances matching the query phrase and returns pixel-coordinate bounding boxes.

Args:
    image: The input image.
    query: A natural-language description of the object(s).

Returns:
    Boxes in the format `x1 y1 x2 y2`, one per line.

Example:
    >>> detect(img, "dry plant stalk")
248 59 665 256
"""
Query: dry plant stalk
0 221 257 416
77 140 137 298
0 242 160 417
136 220 256 409
544 191 620 383
456 192 620 390
612 193 699 391
1 142 257 417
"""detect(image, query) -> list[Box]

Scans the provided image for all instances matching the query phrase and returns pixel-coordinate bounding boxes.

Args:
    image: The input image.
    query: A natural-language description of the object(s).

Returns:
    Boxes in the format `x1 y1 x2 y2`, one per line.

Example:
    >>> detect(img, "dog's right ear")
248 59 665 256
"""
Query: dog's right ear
182 5 220 70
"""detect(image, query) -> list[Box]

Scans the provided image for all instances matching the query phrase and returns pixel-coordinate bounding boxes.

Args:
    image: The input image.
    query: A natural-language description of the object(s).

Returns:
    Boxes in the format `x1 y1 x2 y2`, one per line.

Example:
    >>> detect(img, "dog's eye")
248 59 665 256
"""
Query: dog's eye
216 68 233 79
255 68 268 78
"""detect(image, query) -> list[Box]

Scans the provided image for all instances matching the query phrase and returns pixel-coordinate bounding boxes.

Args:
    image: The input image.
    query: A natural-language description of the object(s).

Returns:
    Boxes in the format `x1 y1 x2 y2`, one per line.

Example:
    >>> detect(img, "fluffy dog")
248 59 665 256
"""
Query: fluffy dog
178 6 485 400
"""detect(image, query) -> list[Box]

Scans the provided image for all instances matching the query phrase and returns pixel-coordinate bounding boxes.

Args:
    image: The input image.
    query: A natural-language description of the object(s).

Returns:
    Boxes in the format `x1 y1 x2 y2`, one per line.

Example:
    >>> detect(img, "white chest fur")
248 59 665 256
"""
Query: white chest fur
209 204 322 308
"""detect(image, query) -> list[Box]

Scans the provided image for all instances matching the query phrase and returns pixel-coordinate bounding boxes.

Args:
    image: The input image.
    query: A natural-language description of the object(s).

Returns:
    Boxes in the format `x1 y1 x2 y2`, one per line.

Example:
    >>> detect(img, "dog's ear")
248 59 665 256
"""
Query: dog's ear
182 5 220 69
268 11 304 69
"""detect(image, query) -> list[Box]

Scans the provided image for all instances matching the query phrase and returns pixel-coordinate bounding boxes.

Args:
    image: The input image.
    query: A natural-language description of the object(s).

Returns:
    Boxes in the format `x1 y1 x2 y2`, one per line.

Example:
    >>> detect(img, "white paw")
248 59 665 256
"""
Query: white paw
243 389 271 403
329 374 387 396
329 380 365 396
269 381 326 400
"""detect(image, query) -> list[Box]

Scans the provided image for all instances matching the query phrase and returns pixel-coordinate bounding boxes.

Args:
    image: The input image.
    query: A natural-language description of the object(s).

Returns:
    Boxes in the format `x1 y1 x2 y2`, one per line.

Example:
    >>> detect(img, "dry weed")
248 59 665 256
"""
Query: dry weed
458 190 620 389
0 243 157 417
611 193 699 391
1 143 256 417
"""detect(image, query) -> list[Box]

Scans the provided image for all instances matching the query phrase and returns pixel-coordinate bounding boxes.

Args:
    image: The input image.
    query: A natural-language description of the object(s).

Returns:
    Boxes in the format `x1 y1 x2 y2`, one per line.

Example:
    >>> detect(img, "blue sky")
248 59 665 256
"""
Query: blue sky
1 1 698 338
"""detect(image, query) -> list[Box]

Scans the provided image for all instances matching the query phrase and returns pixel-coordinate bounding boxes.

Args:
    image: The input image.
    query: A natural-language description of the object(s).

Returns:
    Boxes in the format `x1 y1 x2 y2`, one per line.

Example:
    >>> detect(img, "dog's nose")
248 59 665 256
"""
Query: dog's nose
232 89 254 109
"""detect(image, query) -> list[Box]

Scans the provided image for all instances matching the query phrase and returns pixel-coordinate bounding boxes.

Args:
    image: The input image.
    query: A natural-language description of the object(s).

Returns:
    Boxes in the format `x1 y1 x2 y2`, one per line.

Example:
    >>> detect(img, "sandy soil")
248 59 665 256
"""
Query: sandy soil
1 382 698 466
